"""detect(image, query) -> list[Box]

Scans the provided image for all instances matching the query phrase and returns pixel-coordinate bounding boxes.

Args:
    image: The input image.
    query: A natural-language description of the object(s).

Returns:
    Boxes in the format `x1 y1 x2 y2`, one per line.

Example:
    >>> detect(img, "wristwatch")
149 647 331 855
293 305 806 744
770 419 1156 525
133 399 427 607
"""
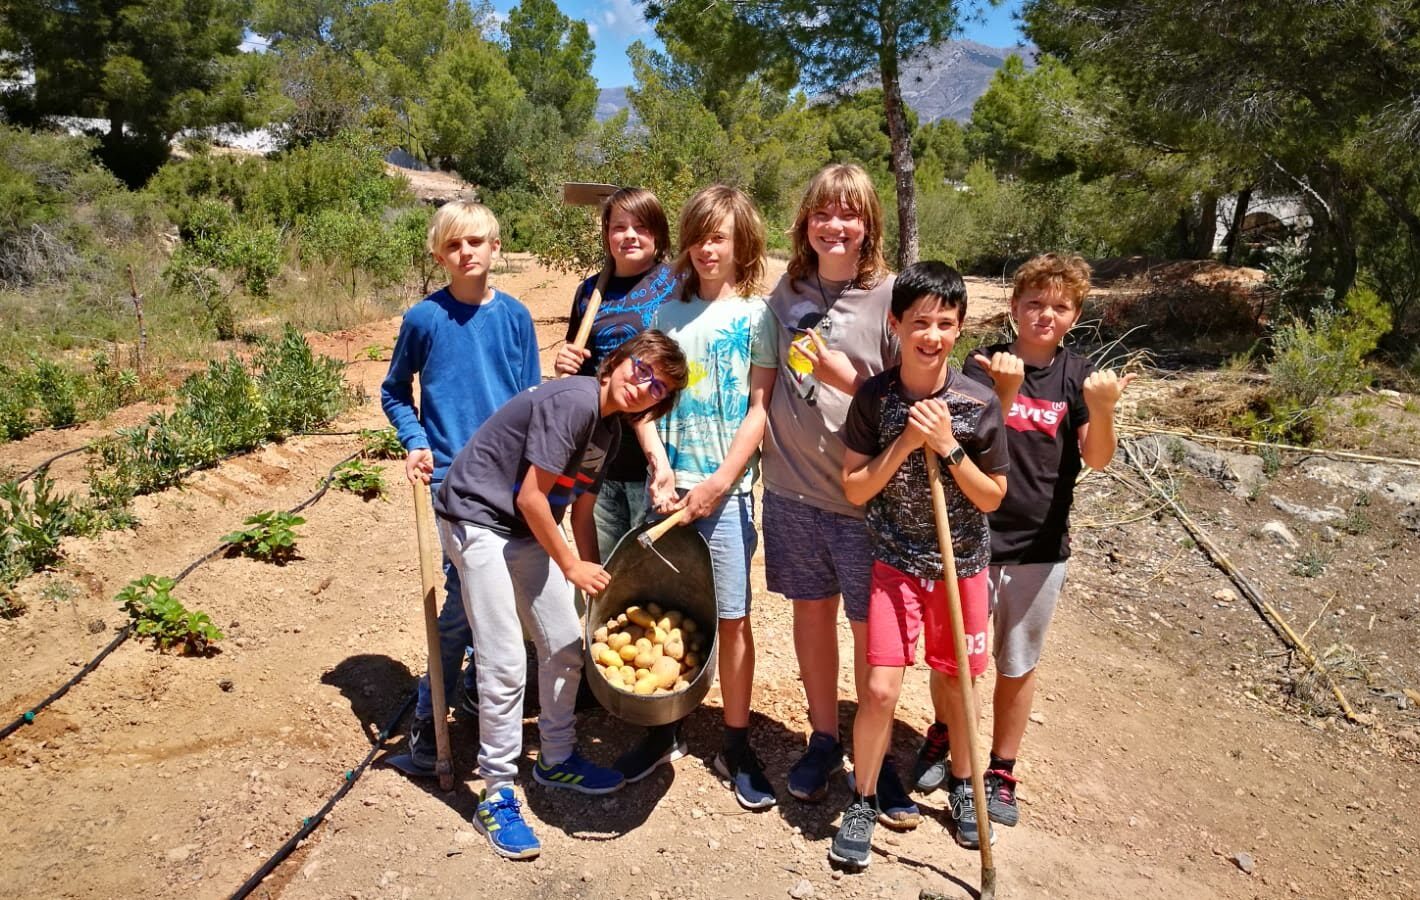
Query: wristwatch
943 444 967 467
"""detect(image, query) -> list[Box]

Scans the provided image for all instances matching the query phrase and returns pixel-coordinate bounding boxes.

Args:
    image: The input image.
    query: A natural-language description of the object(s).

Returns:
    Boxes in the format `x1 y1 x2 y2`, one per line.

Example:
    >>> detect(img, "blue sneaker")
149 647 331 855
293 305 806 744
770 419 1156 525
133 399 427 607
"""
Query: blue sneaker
533 749 625 795
713 744 778 810
473 787 540 859
787 731 844 802
876 759 921 830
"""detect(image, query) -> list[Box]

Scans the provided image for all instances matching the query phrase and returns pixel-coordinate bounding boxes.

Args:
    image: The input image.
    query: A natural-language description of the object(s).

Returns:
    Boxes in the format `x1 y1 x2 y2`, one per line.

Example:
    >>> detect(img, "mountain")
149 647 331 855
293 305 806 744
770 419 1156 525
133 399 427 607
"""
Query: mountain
594 39 1035 126
895 39 1036 124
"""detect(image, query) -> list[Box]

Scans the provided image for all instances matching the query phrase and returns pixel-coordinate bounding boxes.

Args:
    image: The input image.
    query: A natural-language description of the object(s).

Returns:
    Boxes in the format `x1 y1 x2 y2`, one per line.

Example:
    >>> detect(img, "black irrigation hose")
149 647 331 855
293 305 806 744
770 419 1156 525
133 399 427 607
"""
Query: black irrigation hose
229 690 417 900
1 450 363 743
16 446 88 483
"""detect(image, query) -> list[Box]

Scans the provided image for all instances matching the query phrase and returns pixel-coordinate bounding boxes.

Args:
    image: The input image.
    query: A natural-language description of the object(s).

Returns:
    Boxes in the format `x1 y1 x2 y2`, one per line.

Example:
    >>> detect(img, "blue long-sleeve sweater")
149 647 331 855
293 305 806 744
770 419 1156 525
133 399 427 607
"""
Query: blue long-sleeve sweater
381 287 541 482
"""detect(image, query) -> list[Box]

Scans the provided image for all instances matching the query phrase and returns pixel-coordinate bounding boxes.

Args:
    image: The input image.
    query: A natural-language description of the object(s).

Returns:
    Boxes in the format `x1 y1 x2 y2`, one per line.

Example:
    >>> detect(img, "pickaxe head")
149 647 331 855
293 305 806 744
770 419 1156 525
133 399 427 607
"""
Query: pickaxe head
562 182 620 206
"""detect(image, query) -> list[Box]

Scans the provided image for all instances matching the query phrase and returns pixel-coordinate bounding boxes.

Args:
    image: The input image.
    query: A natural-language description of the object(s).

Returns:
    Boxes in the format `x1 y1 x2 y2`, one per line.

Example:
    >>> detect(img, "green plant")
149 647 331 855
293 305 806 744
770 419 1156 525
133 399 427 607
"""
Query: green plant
1259 442 1282 476
30 356 80 427
1292 547 1330 578
0 473 78 586
116 574 222 654
362 343 386 361
222 510 305 563
0 363 36 441
359 427 405 460
255 325 351 437
330 459 386 498
1340 493 1373 535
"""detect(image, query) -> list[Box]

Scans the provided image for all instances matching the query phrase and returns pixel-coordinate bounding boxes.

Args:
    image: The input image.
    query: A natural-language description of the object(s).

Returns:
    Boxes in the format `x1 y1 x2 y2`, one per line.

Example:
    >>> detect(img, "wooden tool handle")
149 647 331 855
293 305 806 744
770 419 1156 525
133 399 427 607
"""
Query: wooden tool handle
569 264 613 352
641 506 691 544
412 480 454 791
925 451 996 887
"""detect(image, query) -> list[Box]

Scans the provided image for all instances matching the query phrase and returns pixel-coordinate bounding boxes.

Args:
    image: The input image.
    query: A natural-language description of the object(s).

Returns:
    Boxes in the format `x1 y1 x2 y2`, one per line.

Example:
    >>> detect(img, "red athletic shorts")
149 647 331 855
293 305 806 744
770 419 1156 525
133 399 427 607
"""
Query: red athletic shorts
865 560 989 676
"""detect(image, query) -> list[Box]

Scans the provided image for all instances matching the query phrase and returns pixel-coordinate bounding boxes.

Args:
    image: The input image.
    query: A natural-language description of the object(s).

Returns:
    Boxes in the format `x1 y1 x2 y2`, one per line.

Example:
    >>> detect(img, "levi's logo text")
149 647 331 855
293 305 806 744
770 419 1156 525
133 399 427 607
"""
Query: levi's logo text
1007 396 1068 437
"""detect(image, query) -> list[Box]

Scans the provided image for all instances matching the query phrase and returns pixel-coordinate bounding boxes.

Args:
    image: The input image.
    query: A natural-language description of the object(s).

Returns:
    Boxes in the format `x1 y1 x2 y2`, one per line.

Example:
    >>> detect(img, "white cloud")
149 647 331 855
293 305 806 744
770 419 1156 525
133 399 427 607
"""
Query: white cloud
600 0 651 36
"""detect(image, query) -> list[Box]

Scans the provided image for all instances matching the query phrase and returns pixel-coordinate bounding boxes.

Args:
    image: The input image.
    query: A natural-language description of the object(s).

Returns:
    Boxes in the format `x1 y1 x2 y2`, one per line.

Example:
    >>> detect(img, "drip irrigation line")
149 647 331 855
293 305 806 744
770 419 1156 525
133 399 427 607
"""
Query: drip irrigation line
16 446 88 483
1 450 364 744
230 690 416 900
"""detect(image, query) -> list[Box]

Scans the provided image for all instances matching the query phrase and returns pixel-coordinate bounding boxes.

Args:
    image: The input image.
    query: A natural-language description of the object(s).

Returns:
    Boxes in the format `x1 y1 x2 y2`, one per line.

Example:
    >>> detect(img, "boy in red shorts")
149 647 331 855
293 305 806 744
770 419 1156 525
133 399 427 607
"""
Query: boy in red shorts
830 261 1009 868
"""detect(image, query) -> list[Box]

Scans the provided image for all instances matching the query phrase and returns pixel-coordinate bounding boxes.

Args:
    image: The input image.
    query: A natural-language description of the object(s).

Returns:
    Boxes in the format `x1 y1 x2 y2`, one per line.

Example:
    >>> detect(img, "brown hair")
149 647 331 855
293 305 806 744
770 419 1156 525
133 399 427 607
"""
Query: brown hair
598 329 689 423
787 163 889 288
601 187 670 266
674 184 767 300
1011 253 1092 310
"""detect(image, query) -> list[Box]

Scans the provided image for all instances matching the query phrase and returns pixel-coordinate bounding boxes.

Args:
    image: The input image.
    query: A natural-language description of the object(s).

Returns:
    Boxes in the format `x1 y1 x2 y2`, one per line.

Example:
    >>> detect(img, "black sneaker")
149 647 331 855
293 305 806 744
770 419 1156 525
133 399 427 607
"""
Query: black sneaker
614 723 687 783
408 716 437 773
456 676 479 717
713 744 777 810
985 768 1020 826
786 731 844 802
827 797 877 869
875 760 921 830
911 722 950 793
947 778 996 849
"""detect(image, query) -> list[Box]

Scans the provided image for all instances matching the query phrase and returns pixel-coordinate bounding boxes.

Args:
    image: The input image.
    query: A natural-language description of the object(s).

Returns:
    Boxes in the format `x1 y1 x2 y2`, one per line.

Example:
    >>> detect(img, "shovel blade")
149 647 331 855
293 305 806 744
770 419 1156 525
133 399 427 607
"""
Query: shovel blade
562 182 619 205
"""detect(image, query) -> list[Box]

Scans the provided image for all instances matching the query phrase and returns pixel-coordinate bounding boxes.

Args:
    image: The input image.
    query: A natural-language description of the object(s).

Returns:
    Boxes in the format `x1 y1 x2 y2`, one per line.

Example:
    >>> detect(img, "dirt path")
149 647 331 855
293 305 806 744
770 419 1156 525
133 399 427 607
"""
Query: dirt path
1 261 1415 900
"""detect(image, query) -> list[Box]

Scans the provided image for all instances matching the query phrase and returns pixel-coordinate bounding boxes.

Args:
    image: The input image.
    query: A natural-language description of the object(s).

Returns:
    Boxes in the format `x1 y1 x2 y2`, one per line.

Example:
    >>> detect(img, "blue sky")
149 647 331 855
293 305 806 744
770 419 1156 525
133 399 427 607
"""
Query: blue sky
490 1 1027 88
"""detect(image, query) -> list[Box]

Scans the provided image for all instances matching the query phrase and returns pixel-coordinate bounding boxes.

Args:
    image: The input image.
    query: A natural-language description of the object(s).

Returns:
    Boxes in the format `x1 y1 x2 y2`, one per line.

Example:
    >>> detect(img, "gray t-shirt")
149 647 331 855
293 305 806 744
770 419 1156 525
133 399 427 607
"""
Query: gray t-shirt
435 377 620 538
762 271 899 517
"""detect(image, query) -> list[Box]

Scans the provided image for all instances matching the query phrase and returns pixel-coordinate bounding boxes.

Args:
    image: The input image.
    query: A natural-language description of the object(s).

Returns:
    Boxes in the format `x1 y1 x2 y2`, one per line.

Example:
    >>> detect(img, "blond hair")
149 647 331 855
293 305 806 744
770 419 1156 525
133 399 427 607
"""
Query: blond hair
787 163 889 288
1011 253 1092 310
426 200 500 256
674 184 767 299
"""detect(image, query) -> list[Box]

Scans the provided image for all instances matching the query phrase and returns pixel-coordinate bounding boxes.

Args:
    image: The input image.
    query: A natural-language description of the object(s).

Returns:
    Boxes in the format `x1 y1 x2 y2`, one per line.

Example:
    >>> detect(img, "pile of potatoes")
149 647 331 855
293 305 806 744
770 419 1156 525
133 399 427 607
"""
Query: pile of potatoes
591 602 708 696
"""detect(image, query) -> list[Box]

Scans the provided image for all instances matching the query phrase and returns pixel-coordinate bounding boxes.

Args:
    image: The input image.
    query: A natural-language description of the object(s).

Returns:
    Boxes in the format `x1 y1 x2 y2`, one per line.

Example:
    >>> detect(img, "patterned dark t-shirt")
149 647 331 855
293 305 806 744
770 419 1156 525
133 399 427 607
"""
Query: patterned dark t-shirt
840 368 1010 580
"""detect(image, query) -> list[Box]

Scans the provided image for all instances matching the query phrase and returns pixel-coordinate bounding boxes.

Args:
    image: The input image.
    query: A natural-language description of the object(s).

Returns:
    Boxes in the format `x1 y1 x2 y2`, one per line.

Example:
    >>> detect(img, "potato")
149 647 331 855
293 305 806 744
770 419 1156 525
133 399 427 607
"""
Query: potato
673 678 690 692
654 687 671 695
597 648 623 669
649 625 668 645
689 636 705 654
593 626 609 644
635 668 655 682
590 641 610 659
626 605 656 629
625 624 645 643
633 649 657 670
651 656 681 690
634 637 652 653
646 602 664 618
607 632 631 651
603 667 622 686
666 626 683 643
655 615 673 633
616 612 628 626
664 637 684 661
681 618 698 635
619 665 635 682
683 651 700 669
619 644 639 662
634 677 658 695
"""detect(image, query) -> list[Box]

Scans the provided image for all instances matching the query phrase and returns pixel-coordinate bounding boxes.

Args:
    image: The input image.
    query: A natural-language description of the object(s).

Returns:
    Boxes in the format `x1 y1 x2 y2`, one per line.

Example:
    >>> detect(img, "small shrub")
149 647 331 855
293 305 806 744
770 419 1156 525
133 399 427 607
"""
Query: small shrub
116 574 222 654
1340 494 1372 536
30 357 80 428
222 510 305 563
359 427 405 460
330 459 385 498
1292 547 1330 578
1259 442 1282 476
0 474 78 584
86 352 141 419
0 363 37 441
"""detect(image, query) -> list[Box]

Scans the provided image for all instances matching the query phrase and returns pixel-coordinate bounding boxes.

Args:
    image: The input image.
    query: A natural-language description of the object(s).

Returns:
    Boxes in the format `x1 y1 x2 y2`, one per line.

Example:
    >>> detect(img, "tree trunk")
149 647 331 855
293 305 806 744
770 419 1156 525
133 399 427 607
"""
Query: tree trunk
1194 192 1218 259
879 16 918 269
1223 186 1253 265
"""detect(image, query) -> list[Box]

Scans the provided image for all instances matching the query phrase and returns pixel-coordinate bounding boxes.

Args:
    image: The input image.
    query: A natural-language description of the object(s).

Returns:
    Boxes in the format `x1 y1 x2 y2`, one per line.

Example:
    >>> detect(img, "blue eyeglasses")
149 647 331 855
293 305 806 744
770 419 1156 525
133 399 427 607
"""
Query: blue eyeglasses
630 356 668 401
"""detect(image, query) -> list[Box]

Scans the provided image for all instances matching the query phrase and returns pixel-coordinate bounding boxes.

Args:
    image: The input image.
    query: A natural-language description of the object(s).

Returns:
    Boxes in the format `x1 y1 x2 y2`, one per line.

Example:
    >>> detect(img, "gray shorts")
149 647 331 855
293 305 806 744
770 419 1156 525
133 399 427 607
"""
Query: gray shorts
763 490 873 622
989 562 1068 678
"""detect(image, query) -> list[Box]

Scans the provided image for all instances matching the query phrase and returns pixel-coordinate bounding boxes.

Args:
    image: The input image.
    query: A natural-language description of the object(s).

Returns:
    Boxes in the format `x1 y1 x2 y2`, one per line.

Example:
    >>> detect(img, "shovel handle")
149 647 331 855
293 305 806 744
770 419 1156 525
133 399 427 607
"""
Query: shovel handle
412 480 455 791
641 506 691 545
924 451 996 891
569 264 613 353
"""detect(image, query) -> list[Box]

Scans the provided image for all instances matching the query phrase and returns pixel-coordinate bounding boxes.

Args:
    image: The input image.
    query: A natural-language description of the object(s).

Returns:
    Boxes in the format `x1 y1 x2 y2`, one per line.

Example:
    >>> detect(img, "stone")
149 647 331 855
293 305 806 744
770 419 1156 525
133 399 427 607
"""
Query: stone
789 878 814 899
165 845 194 863
1260 522 1299 549
1212 589 1238 603
1029 711 1046 725
1232 852 1256 875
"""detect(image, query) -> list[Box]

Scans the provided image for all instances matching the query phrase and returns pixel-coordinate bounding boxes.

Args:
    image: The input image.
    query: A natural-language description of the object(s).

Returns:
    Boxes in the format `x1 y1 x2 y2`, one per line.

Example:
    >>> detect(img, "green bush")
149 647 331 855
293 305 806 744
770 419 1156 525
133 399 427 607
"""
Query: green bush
255 325 352 436
0 474 77 583
30 357 81 427
116 575 222 654
222 510 305 563
0 363 37 440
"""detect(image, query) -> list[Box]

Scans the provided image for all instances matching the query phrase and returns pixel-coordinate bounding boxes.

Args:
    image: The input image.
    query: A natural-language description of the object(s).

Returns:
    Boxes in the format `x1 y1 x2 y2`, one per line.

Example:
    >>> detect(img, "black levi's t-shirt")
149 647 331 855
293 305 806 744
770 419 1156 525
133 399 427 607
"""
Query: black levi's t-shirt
840 367 1010 581
963 344 1094 564
434 377 620 538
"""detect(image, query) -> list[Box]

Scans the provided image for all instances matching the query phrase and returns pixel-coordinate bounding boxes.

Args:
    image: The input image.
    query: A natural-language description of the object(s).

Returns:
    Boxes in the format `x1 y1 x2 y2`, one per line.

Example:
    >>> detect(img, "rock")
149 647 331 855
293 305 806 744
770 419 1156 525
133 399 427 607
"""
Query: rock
581 871 594 882
707 839 720 851
1232 852 1256 875
218 679 234 692
1319 525 1339 542
165 845 194 863
87 619 107 635
1212 589 1238 603
1128 436 1261 495
1260 521 1299 549
1029 711 1046 725
1270 496 1343 524
789 878 815 899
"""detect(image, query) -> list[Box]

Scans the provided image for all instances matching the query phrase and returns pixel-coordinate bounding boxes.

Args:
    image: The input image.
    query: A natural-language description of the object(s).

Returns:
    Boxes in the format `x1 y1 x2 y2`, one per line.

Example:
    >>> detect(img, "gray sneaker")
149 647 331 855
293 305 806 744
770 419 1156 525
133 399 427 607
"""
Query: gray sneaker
827 797 877 869
947 778 997 849
407 716 437 773
911 722 950 792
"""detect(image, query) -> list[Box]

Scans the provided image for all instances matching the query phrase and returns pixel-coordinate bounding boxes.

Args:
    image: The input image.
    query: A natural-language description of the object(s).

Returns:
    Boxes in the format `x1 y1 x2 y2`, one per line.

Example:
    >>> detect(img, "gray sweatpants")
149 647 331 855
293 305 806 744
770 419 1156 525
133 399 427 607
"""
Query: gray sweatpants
437 519 582 791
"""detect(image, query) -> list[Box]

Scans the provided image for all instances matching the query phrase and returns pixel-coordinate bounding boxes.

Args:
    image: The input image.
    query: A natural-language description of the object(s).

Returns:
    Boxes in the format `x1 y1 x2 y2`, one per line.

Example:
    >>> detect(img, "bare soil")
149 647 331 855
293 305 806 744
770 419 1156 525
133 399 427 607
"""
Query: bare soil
2 260 1417 900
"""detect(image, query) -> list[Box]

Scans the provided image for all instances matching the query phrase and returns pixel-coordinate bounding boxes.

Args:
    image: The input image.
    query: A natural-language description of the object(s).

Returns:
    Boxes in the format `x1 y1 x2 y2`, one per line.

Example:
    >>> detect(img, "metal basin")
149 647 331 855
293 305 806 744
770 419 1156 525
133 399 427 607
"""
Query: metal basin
581 519 718 726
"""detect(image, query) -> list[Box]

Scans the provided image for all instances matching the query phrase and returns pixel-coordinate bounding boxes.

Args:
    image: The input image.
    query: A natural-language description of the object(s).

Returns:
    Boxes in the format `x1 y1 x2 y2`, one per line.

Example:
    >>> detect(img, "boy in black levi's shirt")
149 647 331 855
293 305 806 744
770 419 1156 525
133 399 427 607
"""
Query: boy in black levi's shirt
915 253 1133 835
